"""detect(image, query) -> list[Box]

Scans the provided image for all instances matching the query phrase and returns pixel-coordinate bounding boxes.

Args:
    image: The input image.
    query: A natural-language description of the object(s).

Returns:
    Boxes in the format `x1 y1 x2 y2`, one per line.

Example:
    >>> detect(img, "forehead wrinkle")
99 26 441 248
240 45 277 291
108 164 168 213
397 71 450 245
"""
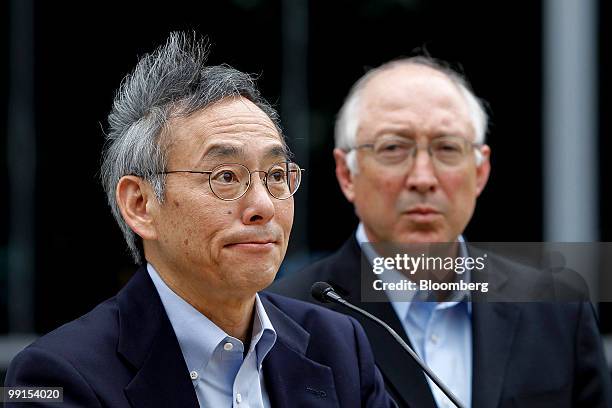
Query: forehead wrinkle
359 87 472 143
371 121 469 142
204 114 279 136
197 142 289 166
236 95 264 112
234 95 278 126
184 121 282 162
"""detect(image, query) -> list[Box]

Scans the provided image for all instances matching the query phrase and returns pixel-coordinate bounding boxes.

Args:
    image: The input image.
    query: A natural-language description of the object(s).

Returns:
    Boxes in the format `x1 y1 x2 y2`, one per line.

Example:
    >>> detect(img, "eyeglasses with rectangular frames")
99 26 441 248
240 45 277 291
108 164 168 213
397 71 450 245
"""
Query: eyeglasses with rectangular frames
158 161 304 201
349 135 482 167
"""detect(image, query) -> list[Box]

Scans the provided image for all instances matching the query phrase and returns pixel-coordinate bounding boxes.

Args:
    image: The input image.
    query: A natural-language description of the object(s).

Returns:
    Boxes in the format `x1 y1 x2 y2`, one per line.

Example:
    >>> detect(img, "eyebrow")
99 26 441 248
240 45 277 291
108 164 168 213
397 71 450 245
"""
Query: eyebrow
200 143 290 163
201 144 245 161
376 127 467 139
264 145 291 161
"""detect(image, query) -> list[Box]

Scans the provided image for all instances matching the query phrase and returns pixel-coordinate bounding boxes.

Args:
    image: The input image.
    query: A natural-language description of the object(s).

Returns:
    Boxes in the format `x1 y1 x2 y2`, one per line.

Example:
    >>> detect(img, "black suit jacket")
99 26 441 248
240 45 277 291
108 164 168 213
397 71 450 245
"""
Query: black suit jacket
5 266 396 408
269 235 612 408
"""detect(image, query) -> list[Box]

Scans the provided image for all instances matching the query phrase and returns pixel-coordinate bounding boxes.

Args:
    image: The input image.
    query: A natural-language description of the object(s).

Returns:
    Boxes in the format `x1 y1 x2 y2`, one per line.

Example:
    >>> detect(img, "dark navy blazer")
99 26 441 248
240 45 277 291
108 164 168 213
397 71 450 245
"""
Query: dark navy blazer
270 235 612 408
5 267 396 407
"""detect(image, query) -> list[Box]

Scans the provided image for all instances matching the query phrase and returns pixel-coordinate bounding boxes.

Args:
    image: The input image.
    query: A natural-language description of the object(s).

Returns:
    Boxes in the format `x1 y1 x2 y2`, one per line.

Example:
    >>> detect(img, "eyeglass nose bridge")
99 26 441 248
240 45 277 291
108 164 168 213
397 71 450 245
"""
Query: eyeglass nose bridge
240 169 276 200
243 169 269 188
406 143 438 168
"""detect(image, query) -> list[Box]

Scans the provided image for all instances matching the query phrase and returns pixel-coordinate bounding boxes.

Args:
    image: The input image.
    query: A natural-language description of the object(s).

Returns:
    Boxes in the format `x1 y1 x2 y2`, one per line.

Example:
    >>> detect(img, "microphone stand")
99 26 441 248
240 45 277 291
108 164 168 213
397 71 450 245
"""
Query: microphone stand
313 283 466 408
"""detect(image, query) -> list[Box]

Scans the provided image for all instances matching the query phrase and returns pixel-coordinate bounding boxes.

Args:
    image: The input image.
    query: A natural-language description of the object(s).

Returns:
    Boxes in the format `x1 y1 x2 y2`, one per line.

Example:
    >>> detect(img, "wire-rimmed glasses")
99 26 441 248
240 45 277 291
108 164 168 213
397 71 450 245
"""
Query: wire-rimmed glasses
349 135 482 168
159 161 304 201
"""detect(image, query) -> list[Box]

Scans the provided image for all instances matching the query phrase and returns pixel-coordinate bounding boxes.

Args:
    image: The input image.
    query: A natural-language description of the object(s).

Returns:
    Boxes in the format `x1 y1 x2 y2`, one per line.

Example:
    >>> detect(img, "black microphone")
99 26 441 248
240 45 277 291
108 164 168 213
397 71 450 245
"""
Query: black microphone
311 281 466 408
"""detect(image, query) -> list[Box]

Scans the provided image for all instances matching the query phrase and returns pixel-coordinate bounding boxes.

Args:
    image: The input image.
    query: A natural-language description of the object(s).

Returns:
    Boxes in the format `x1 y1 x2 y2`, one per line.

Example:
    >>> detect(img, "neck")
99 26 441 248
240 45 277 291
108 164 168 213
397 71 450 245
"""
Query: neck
363 227 462 286
190 293 256 343
150 262 256 343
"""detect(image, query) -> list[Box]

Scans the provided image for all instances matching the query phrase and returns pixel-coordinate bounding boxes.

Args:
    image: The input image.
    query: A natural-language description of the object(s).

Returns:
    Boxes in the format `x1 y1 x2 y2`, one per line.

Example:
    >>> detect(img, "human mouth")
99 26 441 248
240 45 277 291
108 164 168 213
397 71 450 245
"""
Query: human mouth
404 206 441 221
224 238 278 252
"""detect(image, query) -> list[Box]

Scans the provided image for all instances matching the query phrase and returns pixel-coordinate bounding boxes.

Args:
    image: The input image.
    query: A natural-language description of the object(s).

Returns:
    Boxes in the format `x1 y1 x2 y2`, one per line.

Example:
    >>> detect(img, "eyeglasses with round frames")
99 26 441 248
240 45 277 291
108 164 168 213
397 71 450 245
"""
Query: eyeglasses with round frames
158 161 304 201
349 135 482 168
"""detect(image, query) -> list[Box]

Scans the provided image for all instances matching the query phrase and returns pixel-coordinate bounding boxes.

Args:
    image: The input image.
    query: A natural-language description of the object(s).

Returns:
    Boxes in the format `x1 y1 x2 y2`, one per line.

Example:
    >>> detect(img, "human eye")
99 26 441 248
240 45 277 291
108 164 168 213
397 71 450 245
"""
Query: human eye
379 139 409 151
374 138 412 162
267 165 287 184
433 137 464 154
211 168 241 184
431 136 468 165
382 143 403 152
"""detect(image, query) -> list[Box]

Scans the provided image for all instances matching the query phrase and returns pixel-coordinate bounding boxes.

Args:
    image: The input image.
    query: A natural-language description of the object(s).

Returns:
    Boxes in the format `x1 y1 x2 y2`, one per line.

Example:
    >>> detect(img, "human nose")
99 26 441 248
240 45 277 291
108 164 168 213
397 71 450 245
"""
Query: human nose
241 171 275 225
405 146 439 193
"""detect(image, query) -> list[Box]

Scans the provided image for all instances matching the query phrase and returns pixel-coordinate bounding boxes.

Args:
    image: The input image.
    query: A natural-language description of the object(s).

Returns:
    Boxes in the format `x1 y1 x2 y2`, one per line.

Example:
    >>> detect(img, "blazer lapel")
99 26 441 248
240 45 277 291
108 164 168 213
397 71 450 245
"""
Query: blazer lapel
471 298 521 408
261 297 340 408
117 268 199 408
327 236 437 408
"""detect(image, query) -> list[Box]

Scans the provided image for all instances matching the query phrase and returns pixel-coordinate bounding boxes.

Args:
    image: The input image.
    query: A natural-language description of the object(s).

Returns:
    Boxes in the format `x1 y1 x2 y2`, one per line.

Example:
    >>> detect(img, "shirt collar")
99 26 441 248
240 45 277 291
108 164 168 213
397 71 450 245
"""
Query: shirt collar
355 223 472 315
146 263 277 372
252 293 277 369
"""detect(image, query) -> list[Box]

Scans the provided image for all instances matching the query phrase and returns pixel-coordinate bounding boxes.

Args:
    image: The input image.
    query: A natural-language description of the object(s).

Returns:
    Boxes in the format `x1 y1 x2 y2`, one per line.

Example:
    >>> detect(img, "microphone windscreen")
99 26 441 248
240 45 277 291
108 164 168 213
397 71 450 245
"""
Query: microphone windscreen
311 281 334 303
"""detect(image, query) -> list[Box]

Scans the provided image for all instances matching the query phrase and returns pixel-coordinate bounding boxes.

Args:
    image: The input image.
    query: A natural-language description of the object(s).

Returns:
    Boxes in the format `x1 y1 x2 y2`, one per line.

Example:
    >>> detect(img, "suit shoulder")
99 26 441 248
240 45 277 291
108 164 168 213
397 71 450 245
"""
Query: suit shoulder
21 297 120 363
484 251 591 302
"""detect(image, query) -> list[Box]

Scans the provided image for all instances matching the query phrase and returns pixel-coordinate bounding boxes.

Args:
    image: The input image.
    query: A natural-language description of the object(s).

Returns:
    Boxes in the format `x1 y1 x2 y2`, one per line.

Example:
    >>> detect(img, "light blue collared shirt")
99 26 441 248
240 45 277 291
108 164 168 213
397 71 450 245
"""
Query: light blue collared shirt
147 264 277 408
356 223 472 408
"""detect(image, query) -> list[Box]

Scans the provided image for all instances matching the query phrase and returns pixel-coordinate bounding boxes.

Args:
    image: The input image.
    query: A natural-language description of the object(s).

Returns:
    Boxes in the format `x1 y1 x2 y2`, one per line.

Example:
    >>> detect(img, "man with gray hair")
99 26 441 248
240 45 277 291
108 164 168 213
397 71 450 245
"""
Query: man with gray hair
271 58 612 407
5 33 396 408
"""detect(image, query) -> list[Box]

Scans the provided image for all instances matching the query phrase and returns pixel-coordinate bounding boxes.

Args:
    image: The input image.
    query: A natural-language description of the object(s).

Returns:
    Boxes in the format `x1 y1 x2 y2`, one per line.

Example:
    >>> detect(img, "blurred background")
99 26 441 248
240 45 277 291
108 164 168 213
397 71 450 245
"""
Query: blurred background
1 0 610 379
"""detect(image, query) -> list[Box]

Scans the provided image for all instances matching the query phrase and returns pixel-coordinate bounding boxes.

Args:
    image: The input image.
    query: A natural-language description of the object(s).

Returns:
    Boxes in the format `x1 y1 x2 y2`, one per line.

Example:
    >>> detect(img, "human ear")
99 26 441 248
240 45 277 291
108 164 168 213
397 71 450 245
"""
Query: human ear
116 176 158 240
334 148 356 203
475 145 491 196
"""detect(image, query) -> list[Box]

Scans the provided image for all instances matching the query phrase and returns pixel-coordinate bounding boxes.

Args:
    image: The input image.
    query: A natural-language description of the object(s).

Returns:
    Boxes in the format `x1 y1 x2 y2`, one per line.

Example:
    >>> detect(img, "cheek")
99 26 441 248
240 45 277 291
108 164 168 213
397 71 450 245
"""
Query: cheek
444 169 476 194
163 195 232 249
439 171 478 216
276 202 294 237
355 170 402 205
351 174 403 229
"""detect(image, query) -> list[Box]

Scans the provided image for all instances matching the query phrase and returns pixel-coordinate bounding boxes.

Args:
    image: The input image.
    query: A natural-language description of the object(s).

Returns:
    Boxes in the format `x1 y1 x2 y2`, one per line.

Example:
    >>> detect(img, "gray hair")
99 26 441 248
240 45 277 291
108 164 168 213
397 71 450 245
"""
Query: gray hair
100 32 282 264
335 56 489 172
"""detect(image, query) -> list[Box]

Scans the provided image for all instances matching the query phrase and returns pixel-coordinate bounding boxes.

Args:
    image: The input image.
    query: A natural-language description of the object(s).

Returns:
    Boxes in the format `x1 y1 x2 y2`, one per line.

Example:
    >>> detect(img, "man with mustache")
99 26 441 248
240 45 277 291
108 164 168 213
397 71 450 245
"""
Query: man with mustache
4 33 395 408
271 58 612 407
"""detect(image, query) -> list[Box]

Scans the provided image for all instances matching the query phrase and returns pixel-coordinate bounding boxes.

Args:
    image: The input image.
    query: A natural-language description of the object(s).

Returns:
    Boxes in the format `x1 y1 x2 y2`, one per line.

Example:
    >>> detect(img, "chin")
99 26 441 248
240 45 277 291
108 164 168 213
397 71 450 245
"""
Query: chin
258 276 278 291
236 264 279 290
397 230 450 244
